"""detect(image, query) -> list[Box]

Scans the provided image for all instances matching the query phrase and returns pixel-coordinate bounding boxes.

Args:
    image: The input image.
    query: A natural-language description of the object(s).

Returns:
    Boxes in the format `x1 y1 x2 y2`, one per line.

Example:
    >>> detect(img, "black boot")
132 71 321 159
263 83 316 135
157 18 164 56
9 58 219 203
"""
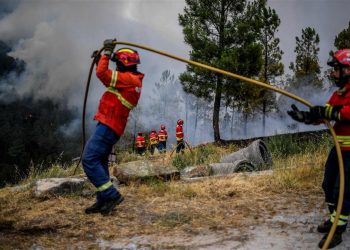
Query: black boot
317 219 332 233
318 232 343 249
85 200 104 214
100 195 124 216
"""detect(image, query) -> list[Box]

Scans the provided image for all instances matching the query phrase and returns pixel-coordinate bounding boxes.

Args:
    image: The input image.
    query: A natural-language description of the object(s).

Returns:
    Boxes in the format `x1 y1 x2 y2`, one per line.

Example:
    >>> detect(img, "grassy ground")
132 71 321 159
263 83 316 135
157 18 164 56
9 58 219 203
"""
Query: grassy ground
0 134 331 249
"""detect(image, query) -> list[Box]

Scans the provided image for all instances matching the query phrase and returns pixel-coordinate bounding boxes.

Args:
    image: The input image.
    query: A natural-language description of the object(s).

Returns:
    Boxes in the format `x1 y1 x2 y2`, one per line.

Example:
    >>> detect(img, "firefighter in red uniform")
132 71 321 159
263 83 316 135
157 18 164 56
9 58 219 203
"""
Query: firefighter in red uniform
82 39 144 215
135 132 146 156
288 49 350 248
158 124 168 153
149 130 158 155
176 119 185 154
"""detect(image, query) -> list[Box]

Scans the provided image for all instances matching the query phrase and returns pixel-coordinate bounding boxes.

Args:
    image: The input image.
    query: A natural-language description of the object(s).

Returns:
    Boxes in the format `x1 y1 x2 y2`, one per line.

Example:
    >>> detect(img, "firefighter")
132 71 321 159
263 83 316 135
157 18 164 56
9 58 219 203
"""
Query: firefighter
149 130 158 155
288 48 350 249
158 124 168 153
82 39 144 215
135 132 146 156
176 119 185 154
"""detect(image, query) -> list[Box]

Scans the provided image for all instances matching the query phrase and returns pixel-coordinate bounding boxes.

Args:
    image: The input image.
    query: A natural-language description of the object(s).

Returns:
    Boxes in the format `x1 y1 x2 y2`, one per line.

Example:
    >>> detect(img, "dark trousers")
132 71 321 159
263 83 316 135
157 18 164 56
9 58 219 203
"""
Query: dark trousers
176 140 185 153
150 144 157 155
158 141 167 153
136 147 145 155
82 123 121 202
322 147 350 218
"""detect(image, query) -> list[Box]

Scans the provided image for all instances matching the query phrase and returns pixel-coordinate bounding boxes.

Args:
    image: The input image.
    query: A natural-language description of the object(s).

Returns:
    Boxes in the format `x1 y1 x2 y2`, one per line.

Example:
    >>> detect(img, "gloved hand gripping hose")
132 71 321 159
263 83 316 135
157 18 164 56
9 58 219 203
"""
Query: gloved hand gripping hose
75 41 344 249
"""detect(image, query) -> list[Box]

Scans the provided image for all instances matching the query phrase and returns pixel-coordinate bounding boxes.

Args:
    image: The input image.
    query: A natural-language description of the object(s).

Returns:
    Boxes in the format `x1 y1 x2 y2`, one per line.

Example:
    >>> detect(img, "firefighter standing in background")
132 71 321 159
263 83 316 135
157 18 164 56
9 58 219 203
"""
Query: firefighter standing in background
82 39 144 215
135 132 146 156
158 124 168 153
149 130 158 155
288 49 350 249
176 119 185 154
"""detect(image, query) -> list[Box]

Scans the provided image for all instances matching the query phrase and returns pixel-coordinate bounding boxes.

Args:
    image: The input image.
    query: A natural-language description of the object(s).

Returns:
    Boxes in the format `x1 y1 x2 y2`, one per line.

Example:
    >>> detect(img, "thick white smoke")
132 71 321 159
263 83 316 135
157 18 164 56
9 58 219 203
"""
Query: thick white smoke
0 0 348 145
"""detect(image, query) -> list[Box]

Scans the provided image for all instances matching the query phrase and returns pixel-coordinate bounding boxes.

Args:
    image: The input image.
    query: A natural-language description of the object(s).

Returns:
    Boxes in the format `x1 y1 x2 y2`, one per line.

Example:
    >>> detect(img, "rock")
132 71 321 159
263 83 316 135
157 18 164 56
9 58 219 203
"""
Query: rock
34 177 87 197
112 160 180 183
180 165 212 178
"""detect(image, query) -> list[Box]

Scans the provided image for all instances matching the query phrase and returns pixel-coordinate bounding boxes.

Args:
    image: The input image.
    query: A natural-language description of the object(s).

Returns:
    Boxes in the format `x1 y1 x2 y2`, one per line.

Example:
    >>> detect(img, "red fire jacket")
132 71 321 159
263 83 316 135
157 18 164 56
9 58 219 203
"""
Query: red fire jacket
176 125 184 141
149 131 158 145
94 55 144 136
158 129 168 142
135 135 146 148
326 82 350 151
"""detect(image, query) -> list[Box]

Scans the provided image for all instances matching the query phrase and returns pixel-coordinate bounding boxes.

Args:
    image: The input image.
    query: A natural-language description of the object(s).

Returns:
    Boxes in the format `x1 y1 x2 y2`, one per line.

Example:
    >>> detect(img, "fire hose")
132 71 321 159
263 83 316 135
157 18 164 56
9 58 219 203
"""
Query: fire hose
74 41 344 250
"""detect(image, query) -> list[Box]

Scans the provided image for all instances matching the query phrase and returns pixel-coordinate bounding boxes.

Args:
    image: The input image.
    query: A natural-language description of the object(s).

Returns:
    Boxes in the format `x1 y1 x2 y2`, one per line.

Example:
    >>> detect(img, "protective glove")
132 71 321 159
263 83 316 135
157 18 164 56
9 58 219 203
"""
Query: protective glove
309 105 342 121
91 50 101 65
103 38 116 56
287 104 314 124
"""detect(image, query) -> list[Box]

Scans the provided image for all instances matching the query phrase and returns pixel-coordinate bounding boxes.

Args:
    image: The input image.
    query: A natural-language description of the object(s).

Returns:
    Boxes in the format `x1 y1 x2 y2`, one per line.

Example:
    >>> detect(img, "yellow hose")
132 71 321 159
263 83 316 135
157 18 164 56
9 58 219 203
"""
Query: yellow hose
84 41 344 249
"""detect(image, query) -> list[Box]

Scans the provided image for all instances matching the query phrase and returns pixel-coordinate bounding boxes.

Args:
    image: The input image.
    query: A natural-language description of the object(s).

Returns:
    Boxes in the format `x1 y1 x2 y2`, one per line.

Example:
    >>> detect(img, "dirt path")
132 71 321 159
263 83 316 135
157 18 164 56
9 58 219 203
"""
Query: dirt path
95 210 350 250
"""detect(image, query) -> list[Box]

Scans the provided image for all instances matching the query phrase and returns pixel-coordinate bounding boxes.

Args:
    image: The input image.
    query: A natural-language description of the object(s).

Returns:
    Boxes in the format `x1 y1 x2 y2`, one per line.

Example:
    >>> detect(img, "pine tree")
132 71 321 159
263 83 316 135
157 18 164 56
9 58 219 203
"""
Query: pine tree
179 0 262 142
334 21 350 50
289 27 322 89
246 0 283 135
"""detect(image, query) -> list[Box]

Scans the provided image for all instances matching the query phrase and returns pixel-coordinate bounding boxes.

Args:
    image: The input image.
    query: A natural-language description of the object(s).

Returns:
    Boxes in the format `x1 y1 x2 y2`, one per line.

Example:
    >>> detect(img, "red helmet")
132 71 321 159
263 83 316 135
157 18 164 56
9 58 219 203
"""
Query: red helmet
112 48 140 66
327 49 350 86
177 119 184 125
328 49 350 67
160 124 166 130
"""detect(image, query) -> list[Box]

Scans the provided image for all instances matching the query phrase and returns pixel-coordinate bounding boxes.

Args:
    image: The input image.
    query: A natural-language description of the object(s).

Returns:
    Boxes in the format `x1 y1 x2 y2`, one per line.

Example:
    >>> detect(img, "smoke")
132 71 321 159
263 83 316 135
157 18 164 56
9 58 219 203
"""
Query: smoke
0 0 347 145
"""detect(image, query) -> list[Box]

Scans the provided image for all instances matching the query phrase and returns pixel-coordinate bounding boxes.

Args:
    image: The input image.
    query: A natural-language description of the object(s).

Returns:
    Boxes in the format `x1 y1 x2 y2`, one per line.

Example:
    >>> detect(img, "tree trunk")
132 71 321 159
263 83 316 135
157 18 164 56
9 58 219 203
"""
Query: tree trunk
193 99 199 145
213 76 222 142
262 100 266 136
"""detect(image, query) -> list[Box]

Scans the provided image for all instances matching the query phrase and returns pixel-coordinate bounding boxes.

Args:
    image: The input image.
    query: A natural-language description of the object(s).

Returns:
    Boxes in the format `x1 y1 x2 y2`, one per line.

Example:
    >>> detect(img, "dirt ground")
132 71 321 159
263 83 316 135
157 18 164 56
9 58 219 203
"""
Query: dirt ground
1 169 350 250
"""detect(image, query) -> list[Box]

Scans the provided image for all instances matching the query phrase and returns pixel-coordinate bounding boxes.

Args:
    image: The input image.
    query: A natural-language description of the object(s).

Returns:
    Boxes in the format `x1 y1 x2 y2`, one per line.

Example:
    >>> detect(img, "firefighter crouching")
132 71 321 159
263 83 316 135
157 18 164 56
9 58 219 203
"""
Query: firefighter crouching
82 39 144 215
149 130 158 155
288 49 350 249
135 132 146 156
176 119 185 154
158 124 168 153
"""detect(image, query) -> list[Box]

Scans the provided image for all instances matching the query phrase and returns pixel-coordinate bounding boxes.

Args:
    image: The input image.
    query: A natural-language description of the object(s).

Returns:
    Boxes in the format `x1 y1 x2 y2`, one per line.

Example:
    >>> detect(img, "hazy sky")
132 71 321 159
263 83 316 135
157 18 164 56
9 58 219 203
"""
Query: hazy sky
0 0 349 140
0 0 348 106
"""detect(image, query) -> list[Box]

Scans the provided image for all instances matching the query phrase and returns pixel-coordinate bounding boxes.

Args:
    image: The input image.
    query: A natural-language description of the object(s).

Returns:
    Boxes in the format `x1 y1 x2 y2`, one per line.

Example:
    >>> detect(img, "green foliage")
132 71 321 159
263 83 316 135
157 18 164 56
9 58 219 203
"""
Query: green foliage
195 144 221 164
334 21 350 50
289 27 322 89
172 154 192 171
266 131 332 158
178 0 264 141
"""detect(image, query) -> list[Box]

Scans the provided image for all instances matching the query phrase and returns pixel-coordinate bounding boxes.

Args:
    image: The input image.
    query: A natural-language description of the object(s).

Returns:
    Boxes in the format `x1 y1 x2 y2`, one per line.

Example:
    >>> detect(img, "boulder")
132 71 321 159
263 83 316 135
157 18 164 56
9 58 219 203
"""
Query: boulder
113 160 180 183
34 177 87 197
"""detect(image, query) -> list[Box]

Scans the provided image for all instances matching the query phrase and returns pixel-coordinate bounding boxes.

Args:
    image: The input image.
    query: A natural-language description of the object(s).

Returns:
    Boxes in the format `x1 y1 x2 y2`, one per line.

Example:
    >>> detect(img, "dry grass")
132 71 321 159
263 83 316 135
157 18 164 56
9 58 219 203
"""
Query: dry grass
0 148 327 249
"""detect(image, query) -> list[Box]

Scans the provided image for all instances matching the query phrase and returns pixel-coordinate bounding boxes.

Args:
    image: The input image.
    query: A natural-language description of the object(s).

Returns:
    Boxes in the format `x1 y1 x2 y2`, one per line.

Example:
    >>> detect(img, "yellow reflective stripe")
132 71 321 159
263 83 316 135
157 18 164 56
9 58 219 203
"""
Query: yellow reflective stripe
118 48 134 53
336 136 350 140
107 87 135 110
330 213 348 226
109 71 118 88
96 180 113 192
325 106 333 118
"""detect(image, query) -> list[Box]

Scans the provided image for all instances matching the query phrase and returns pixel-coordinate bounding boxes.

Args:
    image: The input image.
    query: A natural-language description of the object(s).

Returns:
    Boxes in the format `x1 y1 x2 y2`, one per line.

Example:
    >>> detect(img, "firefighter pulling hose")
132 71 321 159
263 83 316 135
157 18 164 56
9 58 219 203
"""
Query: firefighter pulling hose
75 39 345 249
